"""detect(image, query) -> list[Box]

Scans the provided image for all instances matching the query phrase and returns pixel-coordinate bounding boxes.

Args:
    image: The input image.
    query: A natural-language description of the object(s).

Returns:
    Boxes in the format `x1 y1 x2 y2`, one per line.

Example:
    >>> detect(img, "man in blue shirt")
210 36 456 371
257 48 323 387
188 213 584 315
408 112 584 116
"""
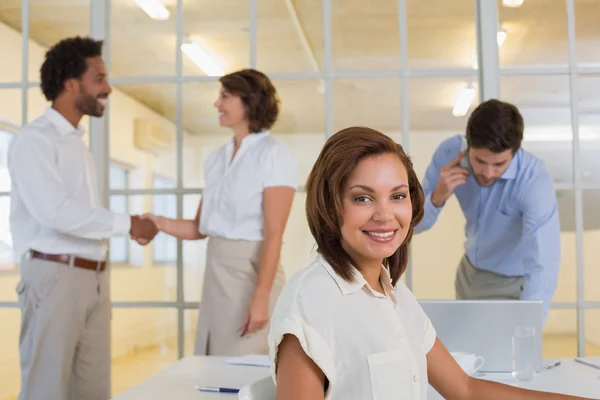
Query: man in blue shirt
415 99 560 320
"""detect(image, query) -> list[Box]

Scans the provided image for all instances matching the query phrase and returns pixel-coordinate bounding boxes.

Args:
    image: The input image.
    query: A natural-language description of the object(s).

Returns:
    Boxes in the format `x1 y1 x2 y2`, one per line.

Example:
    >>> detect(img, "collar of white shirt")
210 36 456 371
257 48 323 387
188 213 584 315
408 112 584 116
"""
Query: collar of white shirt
317 255 397 304
44 107 86 137
226 130 269 149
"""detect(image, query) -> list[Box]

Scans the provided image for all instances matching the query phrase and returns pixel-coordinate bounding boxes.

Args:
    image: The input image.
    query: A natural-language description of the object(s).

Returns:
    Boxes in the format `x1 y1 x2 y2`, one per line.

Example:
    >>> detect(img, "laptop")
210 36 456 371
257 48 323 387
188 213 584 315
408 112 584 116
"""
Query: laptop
418 300 544 372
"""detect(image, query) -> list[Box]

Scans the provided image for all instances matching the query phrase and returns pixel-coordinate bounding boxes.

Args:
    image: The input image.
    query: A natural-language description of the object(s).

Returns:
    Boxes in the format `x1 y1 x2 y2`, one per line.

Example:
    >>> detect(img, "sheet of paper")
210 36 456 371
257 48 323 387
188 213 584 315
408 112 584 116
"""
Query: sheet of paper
224 354 270 367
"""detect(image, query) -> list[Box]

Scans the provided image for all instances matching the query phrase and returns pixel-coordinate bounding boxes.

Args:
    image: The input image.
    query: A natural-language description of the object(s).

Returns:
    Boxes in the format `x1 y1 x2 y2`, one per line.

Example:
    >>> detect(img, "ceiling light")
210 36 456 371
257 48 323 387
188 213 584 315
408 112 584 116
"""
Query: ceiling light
503 0 524 7
135 0 170 20
497 28 507 47
452 85 476 117
181 38 225 77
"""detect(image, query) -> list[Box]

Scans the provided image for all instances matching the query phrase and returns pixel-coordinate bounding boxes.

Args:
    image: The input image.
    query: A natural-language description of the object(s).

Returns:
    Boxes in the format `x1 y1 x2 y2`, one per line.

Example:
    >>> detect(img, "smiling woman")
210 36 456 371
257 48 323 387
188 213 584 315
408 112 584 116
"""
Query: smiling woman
268 126 595 400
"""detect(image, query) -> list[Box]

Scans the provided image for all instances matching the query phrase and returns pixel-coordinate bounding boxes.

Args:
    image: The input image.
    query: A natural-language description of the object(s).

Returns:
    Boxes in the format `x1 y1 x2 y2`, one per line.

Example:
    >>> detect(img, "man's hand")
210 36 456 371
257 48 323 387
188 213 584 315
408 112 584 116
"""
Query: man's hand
130 215 158 245
431 150 469 207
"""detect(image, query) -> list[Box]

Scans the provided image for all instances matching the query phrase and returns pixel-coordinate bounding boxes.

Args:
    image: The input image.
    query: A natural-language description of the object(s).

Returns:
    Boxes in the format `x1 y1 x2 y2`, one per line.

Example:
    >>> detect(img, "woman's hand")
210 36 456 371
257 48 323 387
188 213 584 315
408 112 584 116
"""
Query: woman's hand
241 294 270 337
141 213 164 228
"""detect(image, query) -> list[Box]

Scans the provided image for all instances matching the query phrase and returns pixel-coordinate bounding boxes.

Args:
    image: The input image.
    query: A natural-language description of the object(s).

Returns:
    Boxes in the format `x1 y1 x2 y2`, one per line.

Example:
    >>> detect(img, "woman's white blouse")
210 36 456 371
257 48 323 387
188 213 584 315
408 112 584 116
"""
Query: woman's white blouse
268 256 437 400
199 131 299 241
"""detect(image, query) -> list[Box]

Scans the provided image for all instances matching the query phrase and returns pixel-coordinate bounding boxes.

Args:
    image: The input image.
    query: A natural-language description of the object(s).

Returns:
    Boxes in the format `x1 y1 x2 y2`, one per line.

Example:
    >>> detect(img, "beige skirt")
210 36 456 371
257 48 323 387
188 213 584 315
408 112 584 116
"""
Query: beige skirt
194 236 286 356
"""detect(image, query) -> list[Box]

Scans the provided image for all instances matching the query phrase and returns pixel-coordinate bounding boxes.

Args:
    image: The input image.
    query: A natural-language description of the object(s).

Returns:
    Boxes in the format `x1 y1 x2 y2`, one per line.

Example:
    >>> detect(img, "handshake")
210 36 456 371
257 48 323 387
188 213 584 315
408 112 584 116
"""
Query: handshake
129 214 162 245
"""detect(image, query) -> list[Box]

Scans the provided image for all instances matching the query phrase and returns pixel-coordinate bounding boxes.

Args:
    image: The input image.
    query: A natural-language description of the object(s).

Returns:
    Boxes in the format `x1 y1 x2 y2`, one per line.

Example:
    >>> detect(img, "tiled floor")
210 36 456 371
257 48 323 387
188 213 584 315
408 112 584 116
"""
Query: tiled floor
2 334 599 400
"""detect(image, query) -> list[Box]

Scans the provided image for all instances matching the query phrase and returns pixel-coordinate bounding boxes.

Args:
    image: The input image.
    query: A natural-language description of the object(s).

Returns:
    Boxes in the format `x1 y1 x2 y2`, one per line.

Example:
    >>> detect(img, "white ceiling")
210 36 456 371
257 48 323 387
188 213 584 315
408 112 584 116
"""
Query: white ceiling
0 0 599 136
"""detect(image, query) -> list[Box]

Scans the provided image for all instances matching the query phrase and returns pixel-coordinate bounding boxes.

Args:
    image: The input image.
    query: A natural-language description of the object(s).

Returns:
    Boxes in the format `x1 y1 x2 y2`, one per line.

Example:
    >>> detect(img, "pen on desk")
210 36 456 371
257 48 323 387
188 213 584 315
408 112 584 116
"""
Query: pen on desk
544 361 561 370
195 385 240 393
574 358 600 371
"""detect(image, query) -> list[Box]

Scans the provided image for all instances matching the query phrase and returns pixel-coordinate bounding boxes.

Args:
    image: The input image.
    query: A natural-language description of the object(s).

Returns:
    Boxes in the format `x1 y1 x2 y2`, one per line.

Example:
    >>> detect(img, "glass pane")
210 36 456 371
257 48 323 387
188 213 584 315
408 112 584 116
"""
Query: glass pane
182 0 249 77
111 308 177 396
0 196 17 276
501 75 572 184
182 81 231 188
575 0 600 66
0 89 22 128
543 309 577 359
333 78 401 134
152 188 177 266
280 192 315 279
411 195 464 299
110 164 129 190
0 129 15 277
583 190 600 302
409 76 480 133
272 79 325 184
0 1 23 83
408 77 477 298
0 130 14 192
578 112 600 185
408 0 476 70
108 195 177 302
182 194 205 303
498 0 568 68
257 0 323 74
108 83 177 190
185 308 199 356
554 190 577 302
332 0 399 71
0 308 21 399
109 195 129 265
585 310 600 356
110 0 175 77
27 0 91 82
27 86 50 123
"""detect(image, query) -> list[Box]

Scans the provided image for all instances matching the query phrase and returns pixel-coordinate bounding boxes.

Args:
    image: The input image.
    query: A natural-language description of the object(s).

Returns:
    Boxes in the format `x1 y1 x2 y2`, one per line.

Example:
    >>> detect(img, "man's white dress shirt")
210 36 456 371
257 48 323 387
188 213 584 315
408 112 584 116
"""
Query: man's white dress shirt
8 107 131 261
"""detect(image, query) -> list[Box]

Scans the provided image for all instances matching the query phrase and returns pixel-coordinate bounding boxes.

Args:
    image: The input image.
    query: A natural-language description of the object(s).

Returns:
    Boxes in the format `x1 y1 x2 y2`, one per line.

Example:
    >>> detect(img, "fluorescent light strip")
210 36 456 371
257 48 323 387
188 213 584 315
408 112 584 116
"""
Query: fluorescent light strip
497 29 507 47
503 0 525 7
135 0 170 21
181 41 225 77
452 87 476 117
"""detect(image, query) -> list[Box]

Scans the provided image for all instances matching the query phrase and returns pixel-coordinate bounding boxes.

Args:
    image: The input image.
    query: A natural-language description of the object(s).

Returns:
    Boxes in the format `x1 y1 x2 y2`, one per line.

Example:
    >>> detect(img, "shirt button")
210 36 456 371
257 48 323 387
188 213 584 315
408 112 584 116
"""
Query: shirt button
413 375 417 383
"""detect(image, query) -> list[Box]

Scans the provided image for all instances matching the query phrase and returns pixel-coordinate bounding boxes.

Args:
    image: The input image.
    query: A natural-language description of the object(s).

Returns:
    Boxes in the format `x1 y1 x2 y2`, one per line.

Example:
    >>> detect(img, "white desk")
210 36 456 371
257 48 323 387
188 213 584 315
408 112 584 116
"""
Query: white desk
112 356 600 399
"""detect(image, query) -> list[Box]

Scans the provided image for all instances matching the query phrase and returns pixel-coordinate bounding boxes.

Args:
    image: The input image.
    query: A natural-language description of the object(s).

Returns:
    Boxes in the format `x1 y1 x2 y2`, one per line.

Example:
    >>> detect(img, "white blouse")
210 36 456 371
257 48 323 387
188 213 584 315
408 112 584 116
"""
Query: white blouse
199 131 299 241
268 256 437 400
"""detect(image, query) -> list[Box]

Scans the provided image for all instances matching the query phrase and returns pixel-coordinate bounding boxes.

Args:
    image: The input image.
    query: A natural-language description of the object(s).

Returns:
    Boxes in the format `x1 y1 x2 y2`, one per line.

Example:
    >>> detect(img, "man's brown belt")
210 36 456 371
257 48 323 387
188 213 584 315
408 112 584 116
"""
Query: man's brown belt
29 250 107 272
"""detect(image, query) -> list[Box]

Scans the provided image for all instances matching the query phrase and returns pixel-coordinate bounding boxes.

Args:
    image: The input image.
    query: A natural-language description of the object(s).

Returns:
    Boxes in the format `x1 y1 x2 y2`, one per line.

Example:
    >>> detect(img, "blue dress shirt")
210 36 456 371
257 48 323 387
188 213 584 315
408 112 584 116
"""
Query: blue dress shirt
415 135 561 319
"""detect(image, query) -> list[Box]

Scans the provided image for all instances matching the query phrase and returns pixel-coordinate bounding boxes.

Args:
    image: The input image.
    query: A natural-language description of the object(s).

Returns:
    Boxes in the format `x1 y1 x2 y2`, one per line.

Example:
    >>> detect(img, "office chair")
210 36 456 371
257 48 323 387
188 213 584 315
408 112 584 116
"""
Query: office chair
238 375 276 400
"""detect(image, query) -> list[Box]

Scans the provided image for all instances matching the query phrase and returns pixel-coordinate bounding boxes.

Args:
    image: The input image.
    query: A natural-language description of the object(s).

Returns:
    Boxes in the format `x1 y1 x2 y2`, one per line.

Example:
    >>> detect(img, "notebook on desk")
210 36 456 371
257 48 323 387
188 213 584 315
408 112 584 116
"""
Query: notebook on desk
225 354 270 368
419 300 544 373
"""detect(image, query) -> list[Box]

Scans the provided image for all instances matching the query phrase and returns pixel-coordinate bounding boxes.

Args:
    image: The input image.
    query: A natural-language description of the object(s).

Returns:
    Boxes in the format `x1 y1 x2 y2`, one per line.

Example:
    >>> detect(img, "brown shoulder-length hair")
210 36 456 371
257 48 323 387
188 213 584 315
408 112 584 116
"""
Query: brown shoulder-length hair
219 68 280 133
305 126 425 286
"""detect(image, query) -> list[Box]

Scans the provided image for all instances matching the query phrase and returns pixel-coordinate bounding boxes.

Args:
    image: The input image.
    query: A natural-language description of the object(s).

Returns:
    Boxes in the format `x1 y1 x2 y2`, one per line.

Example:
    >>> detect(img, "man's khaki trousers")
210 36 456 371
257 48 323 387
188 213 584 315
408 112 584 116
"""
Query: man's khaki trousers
16 257 110 400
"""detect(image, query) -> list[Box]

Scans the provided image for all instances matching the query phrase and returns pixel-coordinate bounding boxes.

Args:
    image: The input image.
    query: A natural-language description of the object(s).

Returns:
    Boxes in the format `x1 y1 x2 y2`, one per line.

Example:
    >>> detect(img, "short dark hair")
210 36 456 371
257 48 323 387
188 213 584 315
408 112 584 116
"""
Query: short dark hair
466 99 524 153
219 69 279 133
40 36 104 101
305 126 425 286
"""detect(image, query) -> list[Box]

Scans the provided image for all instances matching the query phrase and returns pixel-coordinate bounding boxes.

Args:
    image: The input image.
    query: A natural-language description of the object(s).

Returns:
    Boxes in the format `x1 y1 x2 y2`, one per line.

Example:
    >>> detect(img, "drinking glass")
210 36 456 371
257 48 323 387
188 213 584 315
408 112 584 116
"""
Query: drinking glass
512 326 535 381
